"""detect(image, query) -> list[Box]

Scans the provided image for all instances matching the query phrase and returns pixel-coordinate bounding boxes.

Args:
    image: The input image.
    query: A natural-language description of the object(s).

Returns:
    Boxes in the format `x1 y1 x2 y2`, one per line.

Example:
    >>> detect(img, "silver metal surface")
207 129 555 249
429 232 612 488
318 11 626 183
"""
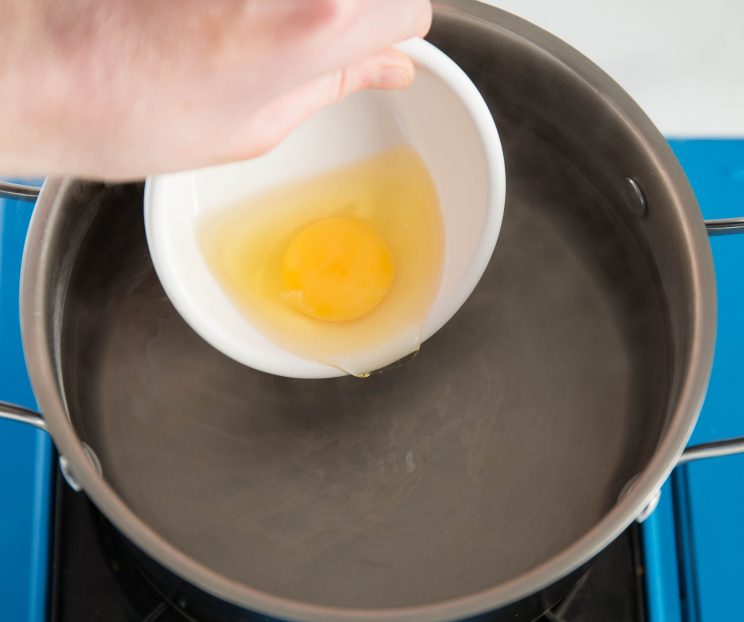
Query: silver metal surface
705 217 744 236
678 436 744 465
0 402 46 430
633 214 744 521
58 442 105 492
0 181 41 202
622 177 648 217
82 442 103 476
635 490 662 523
636 434 744 521
12 2 718 621
59 455 82 492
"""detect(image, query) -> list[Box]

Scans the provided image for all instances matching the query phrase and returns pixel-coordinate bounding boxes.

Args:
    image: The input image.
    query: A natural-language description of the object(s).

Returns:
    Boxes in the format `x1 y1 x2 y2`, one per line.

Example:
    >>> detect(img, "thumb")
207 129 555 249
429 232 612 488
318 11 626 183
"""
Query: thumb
231 48 414 160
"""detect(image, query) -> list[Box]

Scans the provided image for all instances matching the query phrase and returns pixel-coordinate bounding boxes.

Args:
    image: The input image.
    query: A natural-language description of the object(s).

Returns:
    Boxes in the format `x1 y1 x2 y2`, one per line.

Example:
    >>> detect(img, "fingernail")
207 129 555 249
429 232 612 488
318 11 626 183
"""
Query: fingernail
371 65 414 89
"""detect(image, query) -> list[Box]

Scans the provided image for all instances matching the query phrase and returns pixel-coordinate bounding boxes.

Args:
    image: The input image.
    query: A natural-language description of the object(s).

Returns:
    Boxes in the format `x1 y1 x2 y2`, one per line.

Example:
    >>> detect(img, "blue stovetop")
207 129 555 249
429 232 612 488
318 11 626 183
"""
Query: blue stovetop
0 195 52 622
0 141 742 622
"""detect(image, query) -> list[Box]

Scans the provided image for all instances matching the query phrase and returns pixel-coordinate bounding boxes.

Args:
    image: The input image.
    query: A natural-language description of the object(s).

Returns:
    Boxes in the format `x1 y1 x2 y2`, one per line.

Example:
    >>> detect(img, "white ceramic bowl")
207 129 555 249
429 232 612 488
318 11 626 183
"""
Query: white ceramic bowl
145 38 505 379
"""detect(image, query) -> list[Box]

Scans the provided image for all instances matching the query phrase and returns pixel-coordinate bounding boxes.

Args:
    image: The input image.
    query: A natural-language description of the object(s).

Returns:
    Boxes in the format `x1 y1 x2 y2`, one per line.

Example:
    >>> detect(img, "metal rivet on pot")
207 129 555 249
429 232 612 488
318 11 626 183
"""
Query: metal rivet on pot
59 456 82 492
622 177 648 217
618 476 661 523
636 489 662 523
82 442 103 477
59 443 103 493
618 475 639 501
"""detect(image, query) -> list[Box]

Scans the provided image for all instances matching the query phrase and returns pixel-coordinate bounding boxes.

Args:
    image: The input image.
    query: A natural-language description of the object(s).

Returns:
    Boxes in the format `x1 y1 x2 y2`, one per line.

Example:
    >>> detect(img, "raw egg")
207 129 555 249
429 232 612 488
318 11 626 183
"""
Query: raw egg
197 145 444 376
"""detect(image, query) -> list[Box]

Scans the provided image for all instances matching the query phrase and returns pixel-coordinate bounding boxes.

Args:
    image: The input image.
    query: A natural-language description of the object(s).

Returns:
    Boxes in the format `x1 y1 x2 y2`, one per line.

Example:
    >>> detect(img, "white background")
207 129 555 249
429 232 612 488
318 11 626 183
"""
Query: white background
484 0 744 136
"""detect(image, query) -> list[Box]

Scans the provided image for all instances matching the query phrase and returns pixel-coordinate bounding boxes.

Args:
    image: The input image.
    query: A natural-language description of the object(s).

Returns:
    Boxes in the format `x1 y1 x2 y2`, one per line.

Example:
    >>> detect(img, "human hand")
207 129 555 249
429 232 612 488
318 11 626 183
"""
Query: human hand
0 0 431 179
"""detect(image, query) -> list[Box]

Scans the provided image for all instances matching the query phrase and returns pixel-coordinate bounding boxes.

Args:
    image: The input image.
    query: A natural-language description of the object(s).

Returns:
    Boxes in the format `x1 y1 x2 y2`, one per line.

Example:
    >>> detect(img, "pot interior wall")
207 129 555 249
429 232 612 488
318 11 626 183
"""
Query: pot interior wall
50 5 684 614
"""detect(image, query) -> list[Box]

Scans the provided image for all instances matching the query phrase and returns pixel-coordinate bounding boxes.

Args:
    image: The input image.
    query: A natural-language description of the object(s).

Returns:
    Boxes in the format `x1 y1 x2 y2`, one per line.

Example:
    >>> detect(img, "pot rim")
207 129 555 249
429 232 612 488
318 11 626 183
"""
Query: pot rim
20 2 716 621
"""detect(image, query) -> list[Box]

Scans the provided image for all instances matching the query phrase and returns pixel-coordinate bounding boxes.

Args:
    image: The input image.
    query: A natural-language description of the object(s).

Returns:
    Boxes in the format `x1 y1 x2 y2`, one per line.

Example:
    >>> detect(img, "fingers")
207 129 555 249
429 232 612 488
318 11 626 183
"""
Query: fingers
203 0 432 99
232 47 414 159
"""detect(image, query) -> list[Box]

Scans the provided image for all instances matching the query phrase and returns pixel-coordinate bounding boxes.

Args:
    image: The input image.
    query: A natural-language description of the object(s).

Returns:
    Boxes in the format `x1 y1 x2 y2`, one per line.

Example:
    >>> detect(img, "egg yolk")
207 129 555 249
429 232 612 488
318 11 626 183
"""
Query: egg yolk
281 217 395 322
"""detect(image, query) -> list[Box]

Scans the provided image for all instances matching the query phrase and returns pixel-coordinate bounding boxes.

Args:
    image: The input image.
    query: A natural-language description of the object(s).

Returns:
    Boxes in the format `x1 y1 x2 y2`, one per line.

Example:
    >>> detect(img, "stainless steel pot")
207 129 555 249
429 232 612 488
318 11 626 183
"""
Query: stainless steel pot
2 2 744 621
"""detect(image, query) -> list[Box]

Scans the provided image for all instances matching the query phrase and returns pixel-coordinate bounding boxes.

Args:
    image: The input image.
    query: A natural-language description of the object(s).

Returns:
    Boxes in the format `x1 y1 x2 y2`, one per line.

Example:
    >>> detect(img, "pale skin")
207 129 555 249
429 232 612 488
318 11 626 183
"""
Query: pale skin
0 0 432 179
